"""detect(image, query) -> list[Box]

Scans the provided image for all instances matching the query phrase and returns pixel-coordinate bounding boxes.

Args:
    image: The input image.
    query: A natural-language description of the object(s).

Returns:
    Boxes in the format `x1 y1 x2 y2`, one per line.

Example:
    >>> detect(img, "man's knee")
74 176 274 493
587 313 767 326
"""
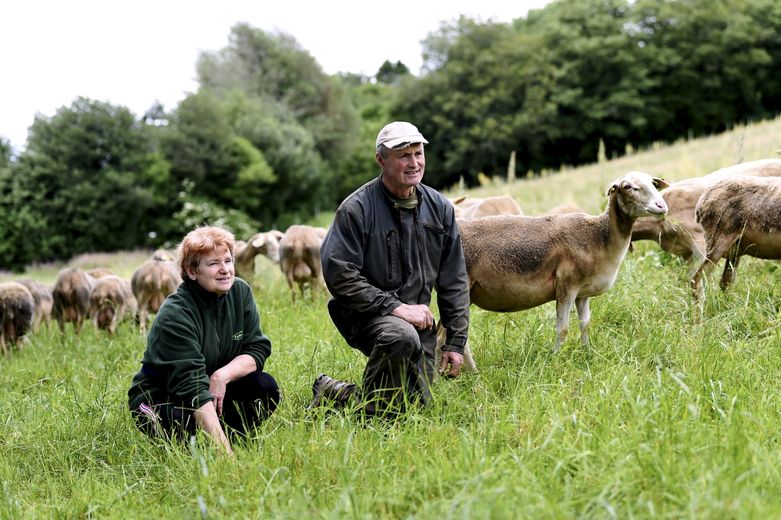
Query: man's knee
376 318 421 357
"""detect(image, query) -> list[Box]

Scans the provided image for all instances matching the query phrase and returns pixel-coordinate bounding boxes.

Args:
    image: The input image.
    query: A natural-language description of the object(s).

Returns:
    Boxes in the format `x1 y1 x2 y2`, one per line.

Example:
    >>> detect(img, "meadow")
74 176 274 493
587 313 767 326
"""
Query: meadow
1 117 781 518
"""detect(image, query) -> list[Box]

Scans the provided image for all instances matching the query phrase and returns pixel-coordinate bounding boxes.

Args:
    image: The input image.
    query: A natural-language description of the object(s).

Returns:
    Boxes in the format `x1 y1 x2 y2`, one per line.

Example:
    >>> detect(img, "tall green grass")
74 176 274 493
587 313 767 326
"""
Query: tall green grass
1 118 781 518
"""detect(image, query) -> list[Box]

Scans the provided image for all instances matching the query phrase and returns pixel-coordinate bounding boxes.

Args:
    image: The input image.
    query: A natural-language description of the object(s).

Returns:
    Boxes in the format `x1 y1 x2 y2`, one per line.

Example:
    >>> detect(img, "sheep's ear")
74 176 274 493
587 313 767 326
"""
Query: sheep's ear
451 195 467 205
606 184 618 196
652 177 670 190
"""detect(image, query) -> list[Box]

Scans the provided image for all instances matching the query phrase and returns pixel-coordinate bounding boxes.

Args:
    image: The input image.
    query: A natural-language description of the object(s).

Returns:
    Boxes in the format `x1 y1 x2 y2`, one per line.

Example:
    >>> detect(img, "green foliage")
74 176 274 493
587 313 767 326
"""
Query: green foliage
169 180 260 243
4 98 166 265
220 91 331 225
395 0 781 188
196 23 361 167
376 60 412 85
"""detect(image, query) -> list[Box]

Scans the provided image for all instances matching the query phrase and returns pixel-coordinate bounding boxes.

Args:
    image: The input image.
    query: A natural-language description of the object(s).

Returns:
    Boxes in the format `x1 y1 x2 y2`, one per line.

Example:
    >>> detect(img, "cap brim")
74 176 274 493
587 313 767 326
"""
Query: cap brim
381 135 429 149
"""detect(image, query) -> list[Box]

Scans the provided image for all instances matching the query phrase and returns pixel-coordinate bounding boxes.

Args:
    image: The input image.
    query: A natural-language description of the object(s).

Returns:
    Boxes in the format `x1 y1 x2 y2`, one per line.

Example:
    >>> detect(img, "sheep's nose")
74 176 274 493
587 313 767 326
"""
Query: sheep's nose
656 200 668 212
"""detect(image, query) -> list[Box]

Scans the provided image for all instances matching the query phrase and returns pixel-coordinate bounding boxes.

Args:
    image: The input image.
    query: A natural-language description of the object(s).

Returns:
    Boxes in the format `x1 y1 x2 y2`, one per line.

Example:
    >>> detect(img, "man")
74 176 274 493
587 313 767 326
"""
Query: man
312 121 470 417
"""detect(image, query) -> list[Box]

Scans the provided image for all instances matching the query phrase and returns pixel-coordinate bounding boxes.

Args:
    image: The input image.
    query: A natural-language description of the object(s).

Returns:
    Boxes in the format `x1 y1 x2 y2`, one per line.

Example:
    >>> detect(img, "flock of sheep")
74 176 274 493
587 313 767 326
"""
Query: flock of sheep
1 158 779 363
0 224 330 354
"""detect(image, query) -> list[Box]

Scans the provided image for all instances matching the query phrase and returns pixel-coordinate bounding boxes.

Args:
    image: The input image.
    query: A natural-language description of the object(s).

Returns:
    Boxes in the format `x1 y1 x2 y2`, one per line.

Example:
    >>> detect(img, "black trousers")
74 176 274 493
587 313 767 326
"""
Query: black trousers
133 371 280 440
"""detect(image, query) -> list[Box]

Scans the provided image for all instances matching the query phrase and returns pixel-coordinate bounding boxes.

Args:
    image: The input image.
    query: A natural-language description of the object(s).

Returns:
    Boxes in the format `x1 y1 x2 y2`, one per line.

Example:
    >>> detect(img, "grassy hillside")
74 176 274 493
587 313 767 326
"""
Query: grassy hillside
1 117 781 518
446 115 781 215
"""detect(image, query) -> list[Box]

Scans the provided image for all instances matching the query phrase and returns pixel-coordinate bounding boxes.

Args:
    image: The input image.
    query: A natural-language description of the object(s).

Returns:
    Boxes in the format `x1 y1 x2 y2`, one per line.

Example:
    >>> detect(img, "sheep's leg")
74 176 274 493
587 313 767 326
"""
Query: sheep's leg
461 341 477 372
139 308 148 336
433 323 476 377
691 234 734 302
285 273 297 302
719 244 741 290
575 297 591 346
554 295 575 353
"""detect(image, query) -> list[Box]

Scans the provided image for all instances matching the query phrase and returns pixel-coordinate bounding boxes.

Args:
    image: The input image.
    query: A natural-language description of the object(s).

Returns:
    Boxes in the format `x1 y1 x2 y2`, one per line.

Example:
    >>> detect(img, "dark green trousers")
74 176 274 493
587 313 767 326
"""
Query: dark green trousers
351 315 437 415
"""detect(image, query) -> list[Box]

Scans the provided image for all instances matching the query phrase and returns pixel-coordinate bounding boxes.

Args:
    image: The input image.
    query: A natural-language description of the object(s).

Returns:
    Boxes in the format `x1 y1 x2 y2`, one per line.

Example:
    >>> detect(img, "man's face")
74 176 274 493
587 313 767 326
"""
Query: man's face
377 143 426 198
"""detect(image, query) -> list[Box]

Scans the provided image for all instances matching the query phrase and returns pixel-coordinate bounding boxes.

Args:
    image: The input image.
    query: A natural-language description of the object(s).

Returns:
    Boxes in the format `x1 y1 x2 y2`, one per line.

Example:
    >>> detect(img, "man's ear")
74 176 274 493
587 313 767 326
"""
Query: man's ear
375 152 384 169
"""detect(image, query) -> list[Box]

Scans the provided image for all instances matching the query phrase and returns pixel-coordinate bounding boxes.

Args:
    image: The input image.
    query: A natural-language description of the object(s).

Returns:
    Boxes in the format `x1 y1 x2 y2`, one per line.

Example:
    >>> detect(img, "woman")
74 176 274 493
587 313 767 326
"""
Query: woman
128 225 280 455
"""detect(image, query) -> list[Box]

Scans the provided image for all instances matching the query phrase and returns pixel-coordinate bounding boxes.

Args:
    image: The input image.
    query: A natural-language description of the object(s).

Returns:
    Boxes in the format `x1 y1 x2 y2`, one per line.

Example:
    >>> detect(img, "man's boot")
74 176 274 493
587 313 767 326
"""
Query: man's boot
309 373 357 409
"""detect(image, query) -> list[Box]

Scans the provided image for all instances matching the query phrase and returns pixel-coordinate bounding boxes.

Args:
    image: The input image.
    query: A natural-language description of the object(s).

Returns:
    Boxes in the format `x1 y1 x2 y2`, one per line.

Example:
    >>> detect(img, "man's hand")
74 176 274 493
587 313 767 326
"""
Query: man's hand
439 350 464 378
390 303 435 330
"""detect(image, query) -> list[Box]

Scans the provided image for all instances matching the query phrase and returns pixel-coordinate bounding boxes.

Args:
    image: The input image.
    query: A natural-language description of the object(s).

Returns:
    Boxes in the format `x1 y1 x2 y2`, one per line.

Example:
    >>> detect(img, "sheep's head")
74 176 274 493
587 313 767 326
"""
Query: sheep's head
607 171 669 220
250 231 282 263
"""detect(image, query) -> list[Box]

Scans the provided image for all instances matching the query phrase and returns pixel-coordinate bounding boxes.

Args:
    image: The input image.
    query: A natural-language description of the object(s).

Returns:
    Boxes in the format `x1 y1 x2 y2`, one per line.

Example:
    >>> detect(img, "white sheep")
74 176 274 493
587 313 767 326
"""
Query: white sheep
131 253 182 335
690 175 781 300
90 275 138 335
450 195 523 218
278 225 328 301
234 230 284 281
52 268 96 334
631 158 781 264
0 281 35 355
453 171 668 357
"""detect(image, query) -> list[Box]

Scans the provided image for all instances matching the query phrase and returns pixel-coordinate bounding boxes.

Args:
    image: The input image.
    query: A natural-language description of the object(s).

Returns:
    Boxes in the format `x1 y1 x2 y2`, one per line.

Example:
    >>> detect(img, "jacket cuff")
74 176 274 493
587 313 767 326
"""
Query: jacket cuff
441 343 465 355
192 391 214 410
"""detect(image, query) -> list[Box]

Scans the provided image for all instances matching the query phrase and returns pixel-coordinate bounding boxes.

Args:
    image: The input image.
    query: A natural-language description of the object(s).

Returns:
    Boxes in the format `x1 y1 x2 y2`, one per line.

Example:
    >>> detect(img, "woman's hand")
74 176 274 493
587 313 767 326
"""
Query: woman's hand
194 401 233 456
209 370 229 416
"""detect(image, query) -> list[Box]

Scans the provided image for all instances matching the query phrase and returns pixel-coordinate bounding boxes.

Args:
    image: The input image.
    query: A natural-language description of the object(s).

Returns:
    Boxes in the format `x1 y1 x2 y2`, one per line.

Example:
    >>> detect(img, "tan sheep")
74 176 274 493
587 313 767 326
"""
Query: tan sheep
86 267 116 279
131 254 182 335
279 225 328 301
632 158 781 264
90 275 138 335
691 175 781 300
17 279 53 331
449 171 668 359
52 268 96 334
450 195 523 218
0 281 35 355
234 230 285 281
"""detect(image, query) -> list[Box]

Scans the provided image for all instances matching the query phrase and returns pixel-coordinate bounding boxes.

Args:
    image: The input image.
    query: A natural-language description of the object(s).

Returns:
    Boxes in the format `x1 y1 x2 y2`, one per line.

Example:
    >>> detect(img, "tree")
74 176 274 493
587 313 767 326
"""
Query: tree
10 97 168 262
376 60 411 85
196 23 361 167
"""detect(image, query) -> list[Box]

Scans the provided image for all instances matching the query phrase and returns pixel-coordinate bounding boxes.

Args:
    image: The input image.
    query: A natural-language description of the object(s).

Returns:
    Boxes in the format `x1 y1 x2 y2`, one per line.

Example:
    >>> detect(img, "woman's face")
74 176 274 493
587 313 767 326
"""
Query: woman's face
187 247 235 295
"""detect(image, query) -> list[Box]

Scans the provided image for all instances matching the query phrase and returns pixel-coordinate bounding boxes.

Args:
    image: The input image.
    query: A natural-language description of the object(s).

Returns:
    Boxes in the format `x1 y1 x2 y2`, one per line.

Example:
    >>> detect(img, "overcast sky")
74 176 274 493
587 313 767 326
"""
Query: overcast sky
0 0 550 151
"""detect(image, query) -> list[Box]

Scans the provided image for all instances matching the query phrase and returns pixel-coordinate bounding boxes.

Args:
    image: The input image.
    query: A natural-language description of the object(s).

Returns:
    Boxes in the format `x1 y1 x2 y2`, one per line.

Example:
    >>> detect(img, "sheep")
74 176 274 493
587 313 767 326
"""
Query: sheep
234 230 285 281
278 225 328 301
450 195 523 218
86 267 116 279
690 175 781 300
16 279 53 331
0 282 35 355
131 254 182 335
89 275 138 334
631 176 709 264
450 171 668 358
52 268 96 334
631 158 781 263
151 248 176 262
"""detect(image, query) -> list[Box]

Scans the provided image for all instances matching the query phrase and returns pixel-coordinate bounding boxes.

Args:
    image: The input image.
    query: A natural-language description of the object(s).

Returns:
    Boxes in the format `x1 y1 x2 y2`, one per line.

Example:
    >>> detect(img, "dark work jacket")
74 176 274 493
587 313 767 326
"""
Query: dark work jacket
127 277 272 411
320 175 470 353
